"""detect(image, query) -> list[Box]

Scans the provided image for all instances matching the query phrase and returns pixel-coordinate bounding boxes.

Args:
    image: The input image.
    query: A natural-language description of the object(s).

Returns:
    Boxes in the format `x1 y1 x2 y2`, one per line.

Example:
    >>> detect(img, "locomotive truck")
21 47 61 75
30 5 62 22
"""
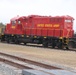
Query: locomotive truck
1 15 76 49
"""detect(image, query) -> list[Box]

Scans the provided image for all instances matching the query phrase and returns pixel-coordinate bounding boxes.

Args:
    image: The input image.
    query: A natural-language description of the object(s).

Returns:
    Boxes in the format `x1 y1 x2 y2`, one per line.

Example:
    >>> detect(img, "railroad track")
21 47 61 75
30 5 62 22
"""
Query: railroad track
0 52 76 75
0 50 76 74
25 44 76 52
0 52 62 75
1 42 76 52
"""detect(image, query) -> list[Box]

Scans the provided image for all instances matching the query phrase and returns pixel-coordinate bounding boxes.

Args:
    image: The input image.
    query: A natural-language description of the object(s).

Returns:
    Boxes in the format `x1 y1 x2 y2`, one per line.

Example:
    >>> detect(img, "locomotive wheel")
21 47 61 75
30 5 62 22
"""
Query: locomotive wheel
57 42 64 49
6 38 10 43
24 42 27 45
14 39 19 44
66 41 74 50
42 42 48 47
7 40 9 43
52 42 56 48
52 44 55 48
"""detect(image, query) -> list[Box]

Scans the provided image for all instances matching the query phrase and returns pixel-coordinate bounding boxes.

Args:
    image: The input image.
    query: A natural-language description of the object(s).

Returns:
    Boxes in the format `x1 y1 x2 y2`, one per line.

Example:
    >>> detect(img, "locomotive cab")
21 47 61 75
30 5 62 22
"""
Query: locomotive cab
1 16 27 43
10 17 23 35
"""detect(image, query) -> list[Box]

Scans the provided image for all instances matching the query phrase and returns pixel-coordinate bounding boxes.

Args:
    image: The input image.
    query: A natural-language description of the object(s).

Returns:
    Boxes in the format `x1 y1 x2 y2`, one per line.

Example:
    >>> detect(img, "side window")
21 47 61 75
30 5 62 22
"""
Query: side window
18 20 21 24
65 20 71 22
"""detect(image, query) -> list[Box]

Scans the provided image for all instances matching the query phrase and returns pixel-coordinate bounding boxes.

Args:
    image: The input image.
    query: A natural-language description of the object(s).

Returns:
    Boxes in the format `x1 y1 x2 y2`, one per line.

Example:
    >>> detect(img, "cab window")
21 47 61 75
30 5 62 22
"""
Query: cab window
11 21 16 25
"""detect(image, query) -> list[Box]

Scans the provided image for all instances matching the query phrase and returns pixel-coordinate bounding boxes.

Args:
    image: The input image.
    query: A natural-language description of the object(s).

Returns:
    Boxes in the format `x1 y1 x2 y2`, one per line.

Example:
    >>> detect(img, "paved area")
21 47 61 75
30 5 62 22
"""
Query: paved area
0 43 76 71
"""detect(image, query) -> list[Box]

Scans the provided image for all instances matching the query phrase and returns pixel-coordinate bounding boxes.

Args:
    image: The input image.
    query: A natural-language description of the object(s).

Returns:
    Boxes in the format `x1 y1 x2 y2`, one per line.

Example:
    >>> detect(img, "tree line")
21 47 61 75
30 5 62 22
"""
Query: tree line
0 22 5 27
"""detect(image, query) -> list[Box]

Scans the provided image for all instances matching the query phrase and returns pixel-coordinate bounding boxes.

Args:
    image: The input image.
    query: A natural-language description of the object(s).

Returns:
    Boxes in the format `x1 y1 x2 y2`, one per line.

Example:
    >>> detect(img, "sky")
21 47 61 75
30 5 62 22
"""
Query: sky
0 0 76 31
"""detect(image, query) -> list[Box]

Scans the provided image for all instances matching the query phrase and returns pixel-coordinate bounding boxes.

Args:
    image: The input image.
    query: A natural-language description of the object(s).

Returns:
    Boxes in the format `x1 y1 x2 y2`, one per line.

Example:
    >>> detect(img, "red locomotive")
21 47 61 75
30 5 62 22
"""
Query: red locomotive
1 15 76 49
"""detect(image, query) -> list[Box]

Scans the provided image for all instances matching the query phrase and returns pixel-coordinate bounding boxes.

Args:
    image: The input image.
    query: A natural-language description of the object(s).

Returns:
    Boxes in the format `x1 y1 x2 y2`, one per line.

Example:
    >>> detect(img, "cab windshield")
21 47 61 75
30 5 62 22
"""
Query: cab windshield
11 20 16 25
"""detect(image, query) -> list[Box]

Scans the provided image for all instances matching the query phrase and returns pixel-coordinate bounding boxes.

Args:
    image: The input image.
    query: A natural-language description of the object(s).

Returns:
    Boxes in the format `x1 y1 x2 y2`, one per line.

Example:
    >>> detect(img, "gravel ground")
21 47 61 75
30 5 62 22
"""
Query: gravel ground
0 62 21 75
0 43 76 70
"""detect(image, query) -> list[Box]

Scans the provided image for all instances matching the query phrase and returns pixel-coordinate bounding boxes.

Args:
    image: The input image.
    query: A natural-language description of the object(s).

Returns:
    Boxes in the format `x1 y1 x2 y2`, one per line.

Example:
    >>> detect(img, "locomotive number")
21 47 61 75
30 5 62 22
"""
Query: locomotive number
11 26 15 28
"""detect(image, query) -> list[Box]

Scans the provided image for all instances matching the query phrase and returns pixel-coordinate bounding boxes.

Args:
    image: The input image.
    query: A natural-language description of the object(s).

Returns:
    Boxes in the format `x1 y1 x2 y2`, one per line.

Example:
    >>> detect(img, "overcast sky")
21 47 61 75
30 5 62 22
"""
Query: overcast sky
0 0 76 31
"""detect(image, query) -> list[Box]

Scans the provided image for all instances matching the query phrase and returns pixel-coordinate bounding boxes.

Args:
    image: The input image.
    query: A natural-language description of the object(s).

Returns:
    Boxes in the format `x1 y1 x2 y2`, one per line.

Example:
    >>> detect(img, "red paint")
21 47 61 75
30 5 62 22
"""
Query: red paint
4 15 74 38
